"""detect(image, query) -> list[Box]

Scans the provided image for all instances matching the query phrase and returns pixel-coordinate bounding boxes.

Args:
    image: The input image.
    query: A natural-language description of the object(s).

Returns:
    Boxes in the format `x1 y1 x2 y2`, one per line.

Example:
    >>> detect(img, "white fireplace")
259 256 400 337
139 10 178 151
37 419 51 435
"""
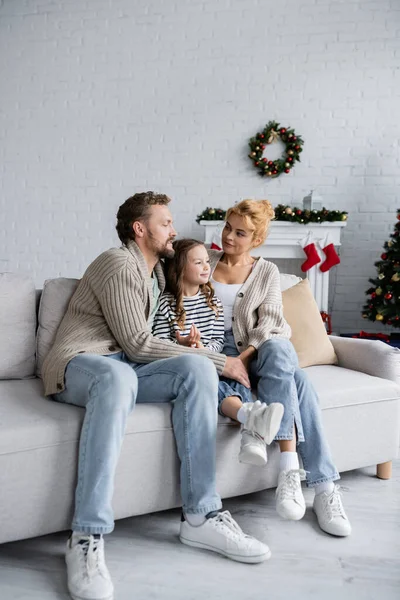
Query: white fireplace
200 220 347 313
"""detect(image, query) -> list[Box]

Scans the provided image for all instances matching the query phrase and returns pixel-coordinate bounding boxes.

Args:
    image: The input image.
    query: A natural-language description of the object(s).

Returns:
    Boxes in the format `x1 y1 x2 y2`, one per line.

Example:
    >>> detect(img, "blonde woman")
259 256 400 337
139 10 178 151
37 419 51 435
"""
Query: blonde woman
208 199 351 537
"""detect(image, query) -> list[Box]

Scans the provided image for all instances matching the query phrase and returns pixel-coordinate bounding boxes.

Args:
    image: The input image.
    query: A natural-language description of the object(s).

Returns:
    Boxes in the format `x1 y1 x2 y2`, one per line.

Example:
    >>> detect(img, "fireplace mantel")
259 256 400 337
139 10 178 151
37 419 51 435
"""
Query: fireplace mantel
199 220 347 312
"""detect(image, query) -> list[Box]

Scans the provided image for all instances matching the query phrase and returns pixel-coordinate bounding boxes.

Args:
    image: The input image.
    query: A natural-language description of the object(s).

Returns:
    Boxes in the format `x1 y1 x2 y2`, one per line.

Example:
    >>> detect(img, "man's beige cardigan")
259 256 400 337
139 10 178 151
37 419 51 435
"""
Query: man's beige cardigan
42 243 290 396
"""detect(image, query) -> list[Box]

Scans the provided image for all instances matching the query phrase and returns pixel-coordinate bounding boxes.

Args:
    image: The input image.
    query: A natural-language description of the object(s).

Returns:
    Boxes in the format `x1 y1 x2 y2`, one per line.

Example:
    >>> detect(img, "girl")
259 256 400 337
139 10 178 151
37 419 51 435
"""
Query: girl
208 198 351 537
152 238 284 466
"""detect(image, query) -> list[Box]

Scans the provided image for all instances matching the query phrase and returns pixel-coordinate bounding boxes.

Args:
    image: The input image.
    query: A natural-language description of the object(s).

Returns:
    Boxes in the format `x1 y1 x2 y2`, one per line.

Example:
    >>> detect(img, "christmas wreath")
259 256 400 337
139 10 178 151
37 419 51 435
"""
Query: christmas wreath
248 121 304 178
196 205 348 225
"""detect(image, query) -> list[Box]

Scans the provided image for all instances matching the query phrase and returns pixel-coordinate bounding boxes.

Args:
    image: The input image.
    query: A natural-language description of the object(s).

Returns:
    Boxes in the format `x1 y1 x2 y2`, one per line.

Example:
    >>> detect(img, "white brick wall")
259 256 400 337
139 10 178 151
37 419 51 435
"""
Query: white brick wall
1 0 400 333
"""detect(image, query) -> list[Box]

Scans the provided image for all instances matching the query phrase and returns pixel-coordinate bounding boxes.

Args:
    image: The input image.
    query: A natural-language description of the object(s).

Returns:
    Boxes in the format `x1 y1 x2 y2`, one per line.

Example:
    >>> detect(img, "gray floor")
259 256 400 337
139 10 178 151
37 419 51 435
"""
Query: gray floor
0 462 399 600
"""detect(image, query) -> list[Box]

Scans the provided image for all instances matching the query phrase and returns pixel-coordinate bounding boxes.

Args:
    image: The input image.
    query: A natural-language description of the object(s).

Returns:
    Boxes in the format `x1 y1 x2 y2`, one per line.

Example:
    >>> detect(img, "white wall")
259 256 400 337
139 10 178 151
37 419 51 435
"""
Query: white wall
1 0 399 332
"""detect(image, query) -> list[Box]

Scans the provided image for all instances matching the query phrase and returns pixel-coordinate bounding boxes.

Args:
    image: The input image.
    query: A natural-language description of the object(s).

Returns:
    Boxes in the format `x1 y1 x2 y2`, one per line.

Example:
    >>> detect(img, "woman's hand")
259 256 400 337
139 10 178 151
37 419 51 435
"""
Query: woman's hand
176 324 204 348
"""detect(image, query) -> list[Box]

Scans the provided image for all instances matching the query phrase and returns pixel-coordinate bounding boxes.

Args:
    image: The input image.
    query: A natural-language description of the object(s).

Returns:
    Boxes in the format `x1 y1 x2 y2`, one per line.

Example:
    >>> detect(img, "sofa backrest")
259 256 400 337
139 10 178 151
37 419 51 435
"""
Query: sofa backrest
0 273 36 379
1 271 303 380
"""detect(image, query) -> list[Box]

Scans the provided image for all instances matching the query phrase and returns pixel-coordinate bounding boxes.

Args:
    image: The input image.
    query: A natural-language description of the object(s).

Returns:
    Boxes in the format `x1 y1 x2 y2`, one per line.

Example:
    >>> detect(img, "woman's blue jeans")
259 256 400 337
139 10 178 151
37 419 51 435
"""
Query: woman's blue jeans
52 352 222 534
221 331 339 487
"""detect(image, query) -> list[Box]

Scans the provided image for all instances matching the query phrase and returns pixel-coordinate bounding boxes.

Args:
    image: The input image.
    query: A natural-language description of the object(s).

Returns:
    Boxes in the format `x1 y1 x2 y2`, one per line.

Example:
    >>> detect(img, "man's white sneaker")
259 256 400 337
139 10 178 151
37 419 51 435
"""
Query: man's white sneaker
66 533 114 600
275 469 306 520
239 401 284 467
313 485 351 537
179 510 271 563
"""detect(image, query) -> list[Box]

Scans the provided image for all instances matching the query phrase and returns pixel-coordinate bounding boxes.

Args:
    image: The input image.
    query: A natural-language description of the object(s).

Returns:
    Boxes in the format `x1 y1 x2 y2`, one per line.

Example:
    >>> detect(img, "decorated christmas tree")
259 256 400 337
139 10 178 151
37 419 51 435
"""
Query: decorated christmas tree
362 209 400 327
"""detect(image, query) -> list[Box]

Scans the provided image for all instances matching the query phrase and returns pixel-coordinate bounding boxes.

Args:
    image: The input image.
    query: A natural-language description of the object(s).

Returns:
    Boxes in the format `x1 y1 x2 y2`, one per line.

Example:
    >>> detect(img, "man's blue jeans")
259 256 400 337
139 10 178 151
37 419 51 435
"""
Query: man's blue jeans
53 352 222 534
222 331 340 487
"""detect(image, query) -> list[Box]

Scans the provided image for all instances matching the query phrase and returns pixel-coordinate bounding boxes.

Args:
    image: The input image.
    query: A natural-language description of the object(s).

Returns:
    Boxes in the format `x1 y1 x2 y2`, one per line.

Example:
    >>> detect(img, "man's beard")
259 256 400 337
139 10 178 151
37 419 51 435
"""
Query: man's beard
148 231 175 259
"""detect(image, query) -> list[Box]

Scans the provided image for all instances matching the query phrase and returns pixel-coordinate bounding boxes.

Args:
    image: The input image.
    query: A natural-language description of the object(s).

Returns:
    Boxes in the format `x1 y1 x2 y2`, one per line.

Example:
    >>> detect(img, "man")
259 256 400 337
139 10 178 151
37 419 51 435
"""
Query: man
42 191 270 600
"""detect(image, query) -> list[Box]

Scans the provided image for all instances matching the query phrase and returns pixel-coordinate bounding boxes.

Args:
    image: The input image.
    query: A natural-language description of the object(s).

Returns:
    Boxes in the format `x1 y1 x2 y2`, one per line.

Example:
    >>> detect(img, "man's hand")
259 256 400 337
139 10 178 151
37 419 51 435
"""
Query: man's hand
222 356 251 388
176 324 203 348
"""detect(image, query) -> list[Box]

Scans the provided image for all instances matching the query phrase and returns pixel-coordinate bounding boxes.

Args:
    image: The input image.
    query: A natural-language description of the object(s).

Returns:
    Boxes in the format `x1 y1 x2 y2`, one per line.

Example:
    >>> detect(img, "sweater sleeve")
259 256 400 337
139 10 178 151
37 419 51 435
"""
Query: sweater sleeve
98 267 227 373
247 264 291 349
205 297 225 353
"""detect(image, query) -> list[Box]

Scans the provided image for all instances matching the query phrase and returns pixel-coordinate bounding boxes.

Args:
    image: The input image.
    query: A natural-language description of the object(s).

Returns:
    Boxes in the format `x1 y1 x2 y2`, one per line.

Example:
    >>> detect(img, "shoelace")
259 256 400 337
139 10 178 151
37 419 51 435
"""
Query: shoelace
279 469 306 499
209 511 247 541
323 486 346 519
242 427 265 443
76 536 101 578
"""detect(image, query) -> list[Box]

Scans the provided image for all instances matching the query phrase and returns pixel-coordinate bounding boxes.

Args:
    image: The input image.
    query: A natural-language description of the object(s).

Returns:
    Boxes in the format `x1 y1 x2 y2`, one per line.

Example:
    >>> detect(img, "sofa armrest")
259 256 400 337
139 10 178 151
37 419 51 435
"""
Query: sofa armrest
329 335 400 385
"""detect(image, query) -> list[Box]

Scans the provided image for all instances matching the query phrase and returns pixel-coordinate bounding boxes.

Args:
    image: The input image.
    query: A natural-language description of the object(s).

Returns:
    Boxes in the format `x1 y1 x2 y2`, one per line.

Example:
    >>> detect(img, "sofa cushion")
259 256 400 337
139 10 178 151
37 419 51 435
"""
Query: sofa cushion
282 279 338 368
36 278 79 377
0 273 36 379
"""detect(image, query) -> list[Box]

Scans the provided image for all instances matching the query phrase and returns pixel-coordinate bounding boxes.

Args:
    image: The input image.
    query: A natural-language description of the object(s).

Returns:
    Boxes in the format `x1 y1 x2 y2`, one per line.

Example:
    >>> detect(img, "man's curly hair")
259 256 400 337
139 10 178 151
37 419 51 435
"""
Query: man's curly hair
116 191 171 245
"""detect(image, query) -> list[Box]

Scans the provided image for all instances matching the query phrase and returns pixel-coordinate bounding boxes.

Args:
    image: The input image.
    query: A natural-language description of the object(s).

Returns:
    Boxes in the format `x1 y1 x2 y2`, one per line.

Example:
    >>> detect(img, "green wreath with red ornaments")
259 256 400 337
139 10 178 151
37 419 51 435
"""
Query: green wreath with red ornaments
248 121 304 178
196 205 347 225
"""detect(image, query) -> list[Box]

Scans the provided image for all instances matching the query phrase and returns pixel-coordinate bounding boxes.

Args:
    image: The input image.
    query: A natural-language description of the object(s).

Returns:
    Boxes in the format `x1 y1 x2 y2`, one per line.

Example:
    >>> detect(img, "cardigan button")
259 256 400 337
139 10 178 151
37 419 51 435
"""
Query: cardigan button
231 316 235 321
237 292 244 298
56 383 62 390
237 341 243 347
108 345 116 351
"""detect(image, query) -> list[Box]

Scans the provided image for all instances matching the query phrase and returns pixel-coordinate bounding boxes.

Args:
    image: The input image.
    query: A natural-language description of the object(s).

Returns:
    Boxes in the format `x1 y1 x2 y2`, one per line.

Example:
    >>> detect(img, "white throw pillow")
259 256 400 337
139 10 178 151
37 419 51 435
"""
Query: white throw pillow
279 273 303 292
0 273 36 379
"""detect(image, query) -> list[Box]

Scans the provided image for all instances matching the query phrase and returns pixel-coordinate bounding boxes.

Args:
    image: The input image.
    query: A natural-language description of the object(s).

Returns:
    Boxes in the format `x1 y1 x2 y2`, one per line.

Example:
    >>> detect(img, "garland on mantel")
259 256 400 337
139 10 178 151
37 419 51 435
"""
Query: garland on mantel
196 205 348 225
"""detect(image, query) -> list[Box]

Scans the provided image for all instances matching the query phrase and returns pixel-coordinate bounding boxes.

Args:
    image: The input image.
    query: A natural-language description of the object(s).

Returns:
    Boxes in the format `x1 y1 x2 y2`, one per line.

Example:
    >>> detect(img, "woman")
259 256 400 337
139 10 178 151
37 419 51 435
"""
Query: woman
207 199 351 537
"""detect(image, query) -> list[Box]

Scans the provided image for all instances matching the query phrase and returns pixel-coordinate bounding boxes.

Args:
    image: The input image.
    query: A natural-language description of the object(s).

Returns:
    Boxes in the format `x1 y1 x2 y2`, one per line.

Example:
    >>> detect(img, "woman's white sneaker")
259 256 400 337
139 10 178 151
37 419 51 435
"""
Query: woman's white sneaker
239 401 284 466
313 485 351 537
66 533 114 600
179 510 271 563
275 469 306 520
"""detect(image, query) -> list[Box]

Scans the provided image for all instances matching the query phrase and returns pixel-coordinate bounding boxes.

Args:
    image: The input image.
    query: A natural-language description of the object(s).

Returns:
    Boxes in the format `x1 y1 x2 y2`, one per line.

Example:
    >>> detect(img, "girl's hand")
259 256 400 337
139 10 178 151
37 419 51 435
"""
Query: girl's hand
176 324 203 348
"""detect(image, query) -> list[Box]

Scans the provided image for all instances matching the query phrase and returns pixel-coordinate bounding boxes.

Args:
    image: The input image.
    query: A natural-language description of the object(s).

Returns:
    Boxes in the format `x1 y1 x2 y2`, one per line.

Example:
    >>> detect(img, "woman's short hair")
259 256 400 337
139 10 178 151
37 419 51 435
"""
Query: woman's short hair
226 199 275 247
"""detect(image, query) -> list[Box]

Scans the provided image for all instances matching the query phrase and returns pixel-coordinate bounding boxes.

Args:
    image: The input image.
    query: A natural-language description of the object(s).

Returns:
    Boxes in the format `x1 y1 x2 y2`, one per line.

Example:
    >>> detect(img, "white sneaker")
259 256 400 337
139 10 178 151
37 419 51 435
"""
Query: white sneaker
313 485 351 537
239 401 284 466
276 469 306 520
179 510 271 563
66 533 114 600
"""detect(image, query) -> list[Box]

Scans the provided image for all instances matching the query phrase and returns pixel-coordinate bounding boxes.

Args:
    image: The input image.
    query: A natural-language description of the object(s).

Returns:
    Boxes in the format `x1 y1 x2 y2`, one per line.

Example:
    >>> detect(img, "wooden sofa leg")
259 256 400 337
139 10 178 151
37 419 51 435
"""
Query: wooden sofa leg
377 461 392 480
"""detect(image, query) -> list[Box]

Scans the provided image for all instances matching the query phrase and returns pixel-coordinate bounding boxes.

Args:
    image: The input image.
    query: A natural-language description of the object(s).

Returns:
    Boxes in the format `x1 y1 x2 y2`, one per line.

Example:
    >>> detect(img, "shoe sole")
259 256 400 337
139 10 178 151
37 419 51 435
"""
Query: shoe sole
70 594 113 600
263 403 284 445
239 445 267 466
179 535 271 563
276 504 306 521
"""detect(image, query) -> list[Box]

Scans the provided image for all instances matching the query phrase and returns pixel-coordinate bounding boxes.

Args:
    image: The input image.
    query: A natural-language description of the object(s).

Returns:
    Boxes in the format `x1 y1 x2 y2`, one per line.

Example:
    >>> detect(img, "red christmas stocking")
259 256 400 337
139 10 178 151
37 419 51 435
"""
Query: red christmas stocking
300 233 321 272
319 236 340 272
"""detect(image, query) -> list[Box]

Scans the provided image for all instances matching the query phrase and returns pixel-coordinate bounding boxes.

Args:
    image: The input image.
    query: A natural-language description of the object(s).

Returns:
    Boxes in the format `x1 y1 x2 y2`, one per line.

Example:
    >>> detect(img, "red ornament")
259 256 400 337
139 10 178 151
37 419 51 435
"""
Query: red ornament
295 145 300 150
395 231 400 237
385 292 393 300
284 169 290 173
296 210 302 215
396 316 400 321
288 157 293 162
381 253 388 260
280 128 286 134
260 144 265 150
387 320 393 325
255 162 259 166
371 292 377 298
262 158 267 163
397 214 400 220
260 134 264 139
369 304 374 308
268 161 273 166
273 170 278 175
293 136 297 140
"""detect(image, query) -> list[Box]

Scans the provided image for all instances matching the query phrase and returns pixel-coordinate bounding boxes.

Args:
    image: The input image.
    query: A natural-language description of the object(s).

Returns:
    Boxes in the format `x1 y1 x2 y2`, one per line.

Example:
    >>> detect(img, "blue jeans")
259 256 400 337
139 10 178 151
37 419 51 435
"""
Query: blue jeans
222 331 339 487
53 352 222 534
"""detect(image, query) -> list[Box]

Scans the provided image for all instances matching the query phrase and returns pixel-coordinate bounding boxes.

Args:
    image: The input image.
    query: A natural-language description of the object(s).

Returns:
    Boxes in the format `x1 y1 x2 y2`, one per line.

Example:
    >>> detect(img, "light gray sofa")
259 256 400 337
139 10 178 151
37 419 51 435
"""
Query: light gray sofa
1 273 400 545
